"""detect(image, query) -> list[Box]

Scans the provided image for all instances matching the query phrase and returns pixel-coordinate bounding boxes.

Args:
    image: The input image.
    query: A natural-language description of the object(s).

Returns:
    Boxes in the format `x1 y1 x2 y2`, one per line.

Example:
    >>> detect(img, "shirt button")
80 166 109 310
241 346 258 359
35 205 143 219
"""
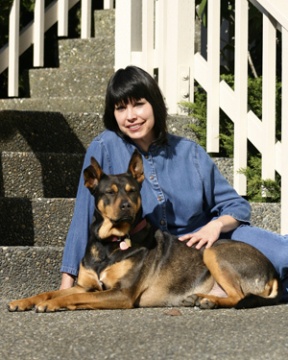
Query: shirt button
160 219 166 226
157 195 162 202
149 175 154 180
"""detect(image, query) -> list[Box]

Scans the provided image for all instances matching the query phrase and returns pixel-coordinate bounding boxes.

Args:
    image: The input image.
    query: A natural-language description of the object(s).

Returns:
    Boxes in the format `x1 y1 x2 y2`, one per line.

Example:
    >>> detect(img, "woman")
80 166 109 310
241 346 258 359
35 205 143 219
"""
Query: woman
60 66 288 301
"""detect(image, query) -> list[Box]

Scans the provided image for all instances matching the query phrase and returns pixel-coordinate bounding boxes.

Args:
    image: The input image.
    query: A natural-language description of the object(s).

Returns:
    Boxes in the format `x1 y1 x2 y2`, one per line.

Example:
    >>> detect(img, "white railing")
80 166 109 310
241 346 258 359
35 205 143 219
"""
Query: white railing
0 0 114 97
1 0 287 234
115 0 288 234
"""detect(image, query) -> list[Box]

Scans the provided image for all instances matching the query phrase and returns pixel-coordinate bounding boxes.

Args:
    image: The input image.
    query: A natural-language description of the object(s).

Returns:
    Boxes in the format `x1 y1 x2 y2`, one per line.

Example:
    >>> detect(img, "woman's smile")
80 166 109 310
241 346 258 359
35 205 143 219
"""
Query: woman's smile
126 122 144 131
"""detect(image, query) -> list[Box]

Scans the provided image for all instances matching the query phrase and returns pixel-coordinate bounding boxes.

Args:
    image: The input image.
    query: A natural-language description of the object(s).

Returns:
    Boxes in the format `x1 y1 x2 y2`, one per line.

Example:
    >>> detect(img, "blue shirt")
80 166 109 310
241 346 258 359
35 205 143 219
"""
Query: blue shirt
61 130 251 276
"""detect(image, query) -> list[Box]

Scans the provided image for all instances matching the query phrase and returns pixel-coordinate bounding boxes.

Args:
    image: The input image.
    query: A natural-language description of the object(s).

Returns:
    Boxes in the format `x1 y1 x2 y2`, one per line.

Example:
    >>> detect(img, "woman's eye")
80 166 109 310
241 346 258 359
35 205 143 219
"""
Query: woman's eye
135 101 144 107
115 104 126 111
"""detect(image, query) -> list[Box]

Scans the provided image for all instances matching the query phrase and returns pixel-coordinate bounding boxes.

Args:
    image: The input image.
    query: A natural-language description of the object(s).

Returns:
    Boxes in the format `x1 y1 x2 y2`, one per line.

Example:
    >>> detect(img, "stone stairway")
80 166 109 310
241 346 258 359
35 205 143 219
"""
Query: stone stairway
0 10 113 299
0 9 280 300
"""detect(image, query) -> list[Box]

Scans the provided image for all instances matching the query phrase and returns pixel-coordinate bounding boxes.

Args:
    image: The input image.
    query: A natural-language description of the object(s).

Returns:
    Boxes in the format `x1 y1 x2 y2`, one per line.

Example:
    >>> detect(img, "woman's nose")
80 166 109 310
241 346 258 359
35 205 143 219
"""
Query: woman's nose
126 105 136 121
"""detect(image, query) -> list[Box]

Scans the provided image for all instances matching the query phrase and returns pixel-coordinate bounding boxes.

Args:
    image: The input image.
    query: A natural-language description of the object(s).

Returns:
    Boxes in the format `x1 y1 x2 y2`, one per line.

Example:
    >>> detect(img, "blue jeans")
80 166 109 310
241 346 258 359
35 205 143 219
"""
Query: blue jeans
225 224 288 300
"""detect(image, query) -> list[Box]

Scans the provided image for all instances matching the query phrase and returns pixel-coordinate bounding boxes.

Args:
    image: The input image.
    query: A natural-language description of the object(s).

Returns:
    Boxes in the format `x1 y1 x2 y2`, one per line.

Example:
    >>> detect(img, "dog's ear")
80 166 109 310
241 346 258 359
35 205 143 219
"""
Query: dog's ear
83 157 104 190
128 150 144 184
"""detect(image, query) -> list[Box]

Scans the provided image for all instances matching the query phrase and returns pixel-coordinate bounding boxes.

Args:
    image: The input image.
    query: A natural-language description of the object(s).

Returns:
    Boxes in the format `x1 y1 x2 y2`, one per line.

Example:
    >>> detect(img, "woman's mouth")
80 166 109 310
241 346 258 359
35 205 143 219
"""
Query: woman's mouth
127 123 144 131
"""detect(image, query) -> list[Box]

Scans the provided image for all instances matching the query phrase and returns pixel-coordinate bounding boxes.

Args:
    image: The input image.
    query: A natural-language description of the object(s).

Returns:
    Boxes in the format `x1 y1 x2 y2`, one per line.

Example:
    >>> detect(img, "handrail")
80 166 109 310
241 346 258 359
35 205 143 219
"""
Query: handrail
1 0 79 96
250 0 288 31
193 0 288 233
0 0 114 97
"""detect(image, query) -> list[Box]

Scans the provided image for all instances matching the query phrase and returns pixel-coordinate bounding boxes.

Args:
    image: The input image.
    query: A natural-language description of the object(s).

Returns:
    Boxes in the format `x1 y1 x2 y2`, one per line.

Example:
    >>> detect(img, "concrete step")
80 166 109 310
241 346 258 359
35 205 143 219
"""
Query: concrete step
0 246 62 299
0 111 199 153
0 112 196 153
27 66 114 98
58 37 114 69
58 10 115 68
250 202 281 233
1 152 84 198
0 96 105 112
0 198 280 248
94 9 115 39
0 197 74 247
0 111 104 152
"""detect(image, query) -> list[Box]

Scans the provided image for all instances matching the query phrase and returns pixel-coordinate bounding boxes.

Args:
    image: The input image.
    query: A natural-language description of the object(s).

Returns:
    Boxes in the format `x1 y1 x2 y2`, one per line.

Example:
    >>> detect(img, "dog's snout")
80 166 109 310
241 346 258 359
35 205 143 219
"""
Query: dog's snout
120 201 131 211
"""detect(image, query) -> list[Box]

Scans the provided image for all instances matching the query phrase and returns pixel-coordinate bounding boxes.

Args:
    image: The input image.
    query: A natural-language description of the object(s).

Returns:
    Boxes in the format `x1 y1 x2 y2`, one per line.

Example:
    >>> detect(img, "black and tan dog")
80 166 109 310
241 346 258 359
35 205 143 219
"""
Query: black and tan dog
8 150 282 312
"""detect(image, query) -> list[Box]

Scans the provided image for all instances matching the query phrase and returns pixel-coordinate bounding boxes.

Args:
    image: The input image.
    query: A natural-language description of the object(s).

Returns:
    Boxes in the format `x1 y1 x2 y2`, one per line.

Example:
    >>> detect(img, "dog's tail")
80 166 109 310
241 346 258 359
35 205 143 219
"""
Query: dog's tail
235 278 282 309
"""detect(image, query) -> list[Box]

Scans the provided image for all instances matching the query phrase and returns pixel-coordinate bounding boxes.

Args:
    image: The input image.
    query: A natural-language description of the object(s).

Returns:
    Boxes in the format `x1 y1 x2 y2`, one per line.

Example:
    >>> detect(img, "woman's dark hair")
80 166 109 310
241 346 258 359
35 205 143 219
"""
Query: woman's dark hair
103 66 168 145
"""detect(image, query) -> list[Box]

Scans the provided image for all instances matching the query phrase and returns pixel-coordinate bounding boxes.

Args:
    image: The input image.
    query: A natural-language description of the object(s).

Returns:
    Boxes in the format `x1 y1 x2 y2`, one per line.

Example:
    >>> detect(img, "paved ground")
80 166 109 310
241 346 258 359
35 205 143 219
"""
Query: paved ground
0 300 287 360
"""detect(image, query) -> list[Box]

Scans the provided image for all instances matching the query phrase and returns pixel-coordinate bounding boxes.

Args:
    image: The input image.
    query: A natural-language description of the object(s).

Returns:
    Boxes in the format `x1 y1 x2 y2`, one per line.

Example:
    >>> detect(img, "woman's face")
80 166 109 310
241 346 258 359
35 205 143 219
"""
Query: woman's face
114 98 155 152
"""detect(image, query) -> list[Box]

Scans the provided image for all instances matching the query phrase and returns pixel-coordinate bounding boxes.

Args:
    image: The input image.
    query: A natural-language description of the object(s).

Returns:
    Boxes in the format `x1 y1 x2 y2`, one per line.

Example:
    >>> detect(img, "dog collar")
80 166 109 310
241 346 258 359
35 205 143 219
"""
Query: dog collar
130 218 147 235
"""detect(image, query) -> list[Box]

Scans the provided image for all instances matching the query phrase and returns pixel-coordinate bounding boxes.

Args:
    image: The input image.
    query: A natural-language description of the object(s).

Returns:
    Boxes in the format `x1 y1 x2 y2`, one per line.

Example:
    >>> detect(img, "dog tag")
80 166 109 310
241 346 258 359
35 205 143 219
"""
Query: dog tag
120 238 131 250
124 238 131 247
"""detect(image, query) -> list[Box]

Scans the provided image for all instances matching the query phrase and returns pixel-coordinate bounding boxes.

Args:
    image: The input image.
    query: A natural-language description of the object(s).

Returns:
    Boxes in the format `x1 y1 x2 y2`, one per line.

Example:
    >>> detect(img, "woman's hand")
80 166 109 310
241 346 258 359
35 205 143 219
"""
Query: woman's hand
178 216 240 249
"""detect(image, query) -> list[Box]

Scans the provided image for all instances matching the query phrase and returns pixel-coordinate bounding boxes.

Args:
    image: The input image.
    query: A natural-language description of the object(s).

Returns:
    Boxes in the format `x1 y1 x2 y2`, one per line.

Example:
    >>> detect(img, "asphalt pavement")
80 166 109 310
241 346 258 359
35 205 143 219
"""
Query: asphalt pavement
0 300 287 360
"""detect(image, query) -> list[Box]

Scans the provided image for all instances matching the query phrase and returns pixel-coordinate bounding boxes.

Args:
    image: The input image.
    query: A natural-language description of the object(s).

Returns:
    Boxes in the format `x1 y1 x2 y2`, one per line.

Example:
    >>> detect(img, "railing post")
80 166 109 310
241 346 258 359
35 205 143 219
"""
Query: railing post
141 0 154 75
81 0 92 39
58 0 68 37
33 0 45 67
8 0 20 97
206 0 221 152
262 12 277 181
233 0 248 195
115 0 133 69
104 0 114 9
157 0 194 114
281 28 288 234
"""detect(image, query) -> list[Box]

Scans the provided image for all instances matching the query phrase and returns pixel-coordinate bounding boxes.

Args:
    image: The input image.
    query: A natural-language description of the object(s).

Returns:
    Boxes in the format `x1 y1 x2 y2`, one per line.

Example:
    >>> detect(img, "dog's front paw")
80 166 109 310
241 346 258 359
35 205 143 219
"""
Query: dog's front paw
35 302 55 313
195 296 217 309
8 299 34 312
35 300 62 313
181 294 198 307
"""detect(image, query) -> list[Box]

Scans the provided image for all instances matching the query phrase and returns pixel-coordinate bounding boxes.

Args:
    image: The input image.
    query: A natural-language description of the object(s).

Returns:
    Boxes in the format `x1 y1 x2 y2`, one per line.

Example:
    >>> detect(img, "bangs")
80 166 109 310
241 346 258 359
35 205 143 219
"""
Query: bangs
114 96 142 108
108 75 150 108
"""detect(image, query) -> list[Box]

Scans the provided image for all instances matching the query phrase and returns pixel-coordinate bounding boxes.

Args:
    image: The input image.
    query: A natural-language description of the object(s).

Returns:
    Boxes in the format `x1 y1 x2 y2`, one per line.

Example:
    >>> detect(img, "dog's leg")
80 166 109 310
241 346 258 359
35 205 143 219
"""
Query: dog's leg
195 248 244 308
35 288 135 312
8 261 105 312
8 286 86 312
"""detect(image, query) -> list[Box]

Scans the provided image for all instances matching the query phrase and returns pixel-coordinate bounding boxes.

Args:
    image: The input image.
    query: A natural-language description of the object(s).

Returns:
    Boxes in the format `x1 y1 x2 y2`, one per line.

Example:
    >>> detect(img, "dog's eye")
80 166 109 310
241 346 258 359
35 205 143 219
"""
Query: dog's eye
105 189 115 195
127 187 137 193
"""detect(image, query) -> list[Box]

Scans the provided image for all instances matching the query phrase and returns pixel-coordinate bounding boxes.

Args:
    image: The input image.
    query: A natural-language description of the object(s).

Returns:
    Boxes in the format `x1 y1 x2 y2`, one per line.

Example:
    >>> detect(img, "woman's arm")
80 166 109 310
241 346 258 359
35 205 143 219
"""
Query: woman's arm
178 144 249 250
59 138 106 287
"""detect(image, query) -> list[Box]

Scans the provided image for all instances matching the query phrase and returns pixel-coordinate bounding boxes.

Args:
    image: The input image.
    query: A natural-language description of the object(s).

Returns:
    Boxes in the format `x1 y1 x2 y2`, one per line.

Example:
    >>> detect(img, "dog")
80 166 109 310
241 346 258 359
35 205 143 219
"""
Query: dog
8 150 282 312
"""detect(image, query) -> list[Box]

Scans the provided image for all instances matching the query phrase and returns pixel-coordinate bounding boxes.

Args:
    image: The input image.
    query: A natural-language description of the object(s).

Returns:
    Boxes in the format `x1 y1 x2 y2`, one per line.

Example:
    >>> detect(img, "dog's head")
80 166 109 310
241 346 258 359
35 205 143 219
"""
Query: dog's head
83 150 145 239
